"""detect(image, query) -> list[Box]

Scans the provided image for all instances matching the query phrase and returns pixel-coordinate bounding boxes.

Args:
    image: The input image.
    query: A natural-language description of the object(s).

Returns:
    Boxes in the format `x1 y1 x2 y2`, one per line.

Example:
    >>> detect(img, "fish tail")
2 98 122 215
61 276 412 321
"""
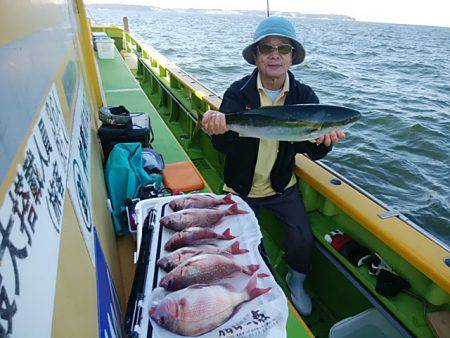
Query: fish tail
243 264 260 275
227 203 248 215
246 274 272 300
228 241 249 255
222 193 235 204
221 228 235 240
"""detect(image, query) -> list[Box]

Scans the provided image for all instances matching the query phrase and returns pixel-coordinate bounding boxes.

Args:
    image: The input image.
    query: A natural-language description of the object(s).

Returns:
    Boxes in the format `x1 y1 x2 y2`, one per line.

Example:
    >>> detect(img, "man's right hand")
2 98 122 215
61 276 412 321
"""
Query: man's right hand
201 110 229 135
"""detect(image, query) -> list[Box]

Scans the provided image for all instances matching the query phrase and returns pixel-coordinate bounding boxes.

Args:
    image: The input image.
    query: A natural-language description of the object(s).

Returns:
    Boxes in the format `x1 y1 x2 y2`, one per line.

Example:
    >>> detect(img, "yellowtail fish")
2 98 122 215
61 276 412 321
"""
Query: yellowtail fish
226 104 361 141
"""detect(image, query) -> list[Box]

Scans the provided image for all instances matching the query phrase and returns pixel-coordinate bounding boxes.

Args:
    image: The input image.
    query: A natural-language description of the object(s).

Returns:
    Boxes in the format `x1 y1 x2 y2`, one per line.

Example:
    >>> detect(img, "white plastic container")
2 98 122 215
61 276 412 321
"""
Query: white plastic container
329 308 404 338
92 31 108 41
96 38 115 59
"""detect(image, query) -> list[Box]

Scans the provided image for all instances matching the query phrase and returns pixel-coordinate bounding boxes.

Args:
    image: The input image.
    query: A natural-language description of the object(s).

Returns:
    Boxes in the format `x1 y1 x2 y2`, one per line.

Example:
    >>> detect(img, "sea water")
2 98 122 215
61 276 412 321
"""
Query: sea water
89 5 450 247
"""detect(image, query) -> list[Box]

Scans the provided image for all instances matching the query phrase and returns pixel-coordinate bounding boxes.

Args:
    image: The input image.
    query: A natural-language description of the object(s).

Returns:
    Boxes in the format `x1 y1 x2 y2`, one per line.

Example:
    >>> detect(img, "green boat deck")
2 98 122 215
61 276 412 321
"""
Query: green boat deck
95 48 314 337
93 27 450 337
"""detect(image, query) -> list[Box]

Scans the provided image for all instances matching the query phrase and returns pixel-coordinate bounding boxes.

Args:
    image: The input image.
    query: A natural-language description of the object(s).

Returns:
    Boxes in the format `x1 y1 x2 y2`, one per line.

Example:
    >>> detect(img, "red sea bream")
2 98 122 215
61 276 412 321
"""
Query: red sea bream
164 227 235 252
150 274 271 336
157 241 249 272
169 193 235 211
160 203 248 231
159 253 261 291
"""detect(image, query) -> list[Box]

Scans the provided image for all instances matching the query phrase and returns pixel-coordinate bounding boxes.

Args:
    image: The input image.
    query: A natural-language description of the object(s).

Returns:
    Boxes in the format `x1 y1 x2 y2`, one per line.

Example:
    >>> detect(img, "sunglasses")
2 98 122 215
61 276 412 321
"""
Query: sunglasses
257 43 294 55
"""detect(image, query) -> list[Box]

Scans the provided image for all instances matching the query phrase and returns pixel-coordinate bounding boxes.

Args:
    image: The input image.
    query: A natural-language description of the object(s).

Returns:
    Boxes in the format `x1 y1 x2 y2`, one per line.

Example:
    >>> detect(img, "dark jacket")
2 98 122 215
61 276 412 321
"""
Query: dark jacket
212 68 332 197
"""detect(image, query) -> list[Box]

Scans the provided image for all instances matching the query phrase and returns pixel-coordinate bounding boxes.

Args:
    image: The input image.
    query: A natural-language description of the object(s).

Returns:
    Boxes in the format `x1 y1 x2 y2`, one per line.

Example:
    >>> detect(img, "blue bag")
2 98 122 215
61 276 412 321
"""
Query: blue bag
105 143 163 235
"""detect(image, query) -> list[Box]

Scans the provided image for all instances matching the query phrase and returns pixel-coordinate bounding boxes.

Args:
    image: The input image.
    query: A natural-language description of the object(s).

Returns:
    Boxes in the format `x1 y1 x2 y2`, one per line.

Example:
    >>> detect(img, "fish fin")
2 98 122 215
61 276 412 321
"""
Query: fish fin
184 247 202 255
227 203 248 215
179 297 187 306
221 228 235 240
249 286 272 300
243 264 260 275
245 273 271 300
208 280 235 289
257 273 270 278
223 193 235 204
228 241 249 255
186 284 210 291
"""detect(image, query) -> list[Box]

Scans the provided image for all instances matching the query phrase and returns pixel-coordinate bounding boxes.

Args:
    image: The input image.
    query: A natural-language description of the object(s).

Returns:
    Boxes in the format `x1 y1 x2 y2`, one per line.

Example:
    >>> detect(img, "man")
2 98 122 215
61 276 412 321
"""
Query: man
202 16 345 316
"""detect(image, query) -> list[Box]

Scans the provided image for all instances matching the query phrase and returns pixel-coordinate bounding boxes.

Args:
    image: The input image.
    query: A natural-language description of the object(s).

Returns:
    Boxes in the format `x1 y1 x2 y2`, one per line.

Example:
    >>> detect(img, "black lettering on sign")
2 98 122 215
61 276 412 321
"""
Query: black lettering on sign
46 161 64 233
33 118 53 182
45 94 69 167
9 174 37 247
0 274 17 336
0 216 28 295
73 160 92 231
23 149 44 205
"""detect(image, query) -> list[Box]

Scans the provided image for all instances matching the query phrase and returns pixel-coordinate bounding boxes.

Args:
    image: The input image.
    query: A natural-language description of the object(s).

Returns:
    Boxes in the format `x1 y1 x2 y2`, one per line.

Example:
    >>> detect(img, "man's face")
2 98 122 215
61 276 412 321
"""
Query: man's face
255 36 293 80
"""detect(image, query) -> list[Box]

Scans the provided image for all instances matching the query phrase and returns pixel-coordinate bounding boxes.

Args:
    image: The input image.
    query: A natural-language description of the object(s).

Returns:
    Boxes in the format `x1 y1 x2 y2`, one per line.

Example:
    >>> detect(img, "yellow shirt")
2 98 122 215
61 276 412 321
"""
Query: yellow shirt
224 73 297 197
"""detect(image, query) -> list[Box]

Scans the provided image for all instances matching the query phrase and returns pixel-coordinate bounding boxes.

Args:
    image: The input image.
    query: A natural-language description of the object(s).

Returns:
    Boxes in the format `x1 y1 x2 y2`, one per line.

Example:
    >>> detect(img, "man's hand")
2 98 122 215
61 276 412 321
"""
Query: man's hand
202 110 229 135
316 130 345 146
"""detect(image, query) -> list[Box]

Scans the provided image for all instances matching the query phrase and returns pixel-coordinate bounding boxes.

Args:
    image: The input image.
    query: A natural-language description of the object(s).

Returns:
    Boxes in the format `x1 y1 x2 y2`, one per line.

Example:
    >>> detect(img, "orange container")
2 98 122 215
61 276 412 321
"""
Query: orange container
162 161 205 192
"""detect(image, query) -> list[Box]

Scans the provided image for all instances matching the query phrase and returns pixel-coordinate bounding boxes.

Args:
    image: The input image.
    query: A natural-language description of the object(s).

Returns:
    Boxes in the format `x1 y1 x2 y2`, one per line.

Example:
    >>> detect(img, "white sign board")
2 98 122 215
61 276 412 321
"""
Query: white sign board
67 79 95 264
0 84 69 337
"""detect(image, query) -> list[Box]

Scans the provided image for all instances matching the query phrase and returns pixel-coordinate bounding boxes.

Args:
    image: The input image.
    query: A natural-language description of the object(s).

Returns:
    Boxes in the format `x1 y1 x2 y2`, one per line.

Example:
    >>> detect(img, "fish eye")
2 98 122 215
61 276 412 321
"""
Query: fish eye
167 279 174 287
166 262 174 270
159 315 166 325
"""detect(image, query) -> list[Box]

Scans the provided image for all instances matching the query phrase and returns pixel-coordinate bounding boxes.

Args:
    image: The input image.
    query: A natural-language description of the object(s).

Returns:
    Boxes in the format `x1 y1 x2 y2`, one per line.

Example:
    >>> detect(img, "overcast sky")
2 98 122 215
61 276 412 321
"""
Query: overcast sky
85 0 450 28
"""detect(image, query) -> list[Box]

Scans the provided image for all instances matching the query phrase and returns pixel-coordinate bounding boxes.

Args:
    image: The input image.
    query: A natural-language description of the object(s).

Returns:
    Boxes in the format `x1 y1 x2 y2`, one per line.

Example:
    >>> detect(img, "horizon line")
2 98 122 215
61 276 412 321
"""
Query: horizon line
86 2 450 29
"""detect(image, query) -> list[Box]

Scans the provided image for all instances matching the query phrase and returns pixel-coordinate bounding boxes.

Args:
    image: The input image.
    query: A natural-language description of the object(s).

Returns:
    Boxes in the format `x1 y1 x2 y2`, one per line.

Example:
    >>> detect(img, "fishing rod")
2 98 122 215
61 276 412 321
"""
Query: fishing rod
266 0 270 17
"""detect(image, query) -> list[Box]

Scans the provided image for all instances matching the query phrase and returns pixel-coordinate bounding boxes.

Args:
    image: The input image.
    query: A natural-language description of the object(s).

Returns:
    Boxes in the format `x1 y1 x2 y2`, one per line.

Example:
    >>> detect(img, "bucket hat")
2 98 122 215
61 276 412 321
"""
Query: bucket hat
242 16 305 65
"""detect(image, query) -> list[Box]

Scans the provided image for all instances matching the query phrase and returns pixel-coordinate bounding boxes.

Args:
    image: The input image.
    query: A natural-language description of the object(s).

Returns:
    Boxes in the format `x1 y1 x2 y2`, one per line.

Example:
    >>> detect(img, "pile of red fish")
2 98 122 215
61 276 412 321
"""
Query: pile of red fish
149 194 271 337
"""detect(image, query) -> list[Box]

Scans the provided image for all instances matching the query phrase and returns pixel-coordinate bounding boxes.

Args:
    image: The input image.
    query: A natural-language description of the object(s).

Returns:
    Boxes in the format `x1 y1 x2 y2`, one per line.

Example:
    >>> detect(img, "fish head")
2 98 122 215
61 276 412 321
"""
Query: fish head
149 298 180 332
169 199 183 211
160 214 182 230
159 274 181 291
321 106 361 129
157 256 175 272
298 105 362 140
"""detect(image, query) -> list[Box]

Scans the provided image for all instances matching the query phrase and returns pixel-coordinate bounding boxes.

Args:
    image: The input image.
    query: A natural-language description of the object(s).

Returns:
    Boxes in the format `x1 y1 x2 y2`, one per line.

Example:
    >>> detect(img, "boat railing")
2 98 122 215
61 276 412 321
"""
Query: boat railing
90 25 450 304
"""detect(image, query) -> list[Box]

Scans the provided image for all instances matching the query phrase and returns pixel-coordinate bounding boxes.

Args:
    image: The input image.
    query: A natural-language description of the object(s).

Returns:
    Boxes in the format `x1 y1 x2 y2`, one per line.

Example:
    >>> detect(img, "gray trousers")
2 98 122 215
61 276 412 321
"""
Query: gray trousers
242 186 313 274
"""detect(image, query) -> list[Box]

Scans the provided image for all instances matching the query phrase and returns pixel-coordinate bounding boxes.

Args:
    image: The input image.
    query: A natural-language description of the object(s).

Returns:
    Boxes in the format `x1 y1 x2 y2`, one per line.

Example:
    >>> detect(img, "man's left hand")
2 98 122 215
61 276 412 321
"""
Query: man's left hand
316 130 345 146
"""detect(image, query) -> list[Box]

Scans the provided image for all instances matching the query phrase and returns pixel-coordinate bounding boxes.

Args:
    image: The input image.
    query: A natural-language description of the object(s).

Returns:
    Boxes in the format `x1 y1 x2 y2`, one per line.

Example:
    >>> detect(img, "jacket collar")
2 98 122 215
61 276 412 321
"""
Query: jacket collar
240 68 297 108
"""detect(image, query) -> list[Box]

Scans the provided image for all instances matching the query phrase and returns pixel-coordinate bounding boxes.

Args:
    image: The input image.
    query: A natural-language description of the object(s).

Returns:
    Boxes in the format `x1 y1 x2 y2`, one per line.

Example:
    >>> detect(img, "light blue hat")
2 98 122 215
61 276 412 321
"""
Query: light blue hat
242 16 305 65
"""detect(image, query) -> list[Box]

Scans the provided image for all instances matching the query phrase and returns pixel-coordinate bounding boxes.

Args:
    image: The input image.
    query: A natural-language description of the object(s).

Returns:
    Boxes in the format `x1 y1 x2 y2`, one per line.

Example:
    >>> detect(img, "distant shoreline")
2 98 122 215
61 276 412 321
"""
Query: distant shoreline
87 3 450 29
87 3 356 21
